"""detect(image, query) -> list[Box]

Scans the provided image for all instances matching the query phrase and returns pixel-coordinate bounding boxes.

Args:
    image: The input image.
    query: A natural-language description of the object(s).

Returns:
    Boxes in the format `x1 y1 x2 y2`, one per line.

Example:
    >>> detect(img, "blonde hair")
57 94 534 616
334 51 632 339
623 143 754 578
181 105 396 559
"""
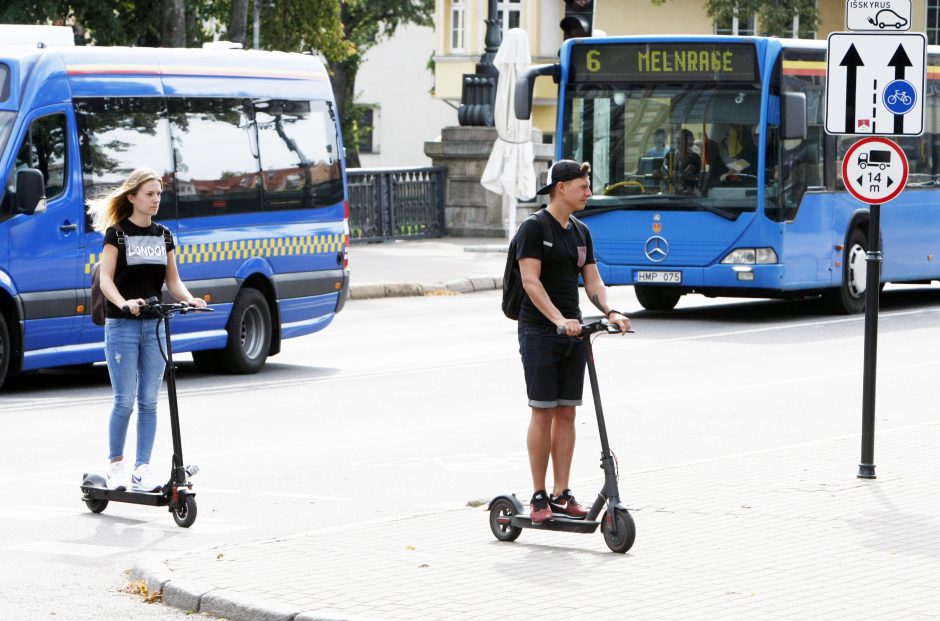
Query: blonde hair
88 168 163 232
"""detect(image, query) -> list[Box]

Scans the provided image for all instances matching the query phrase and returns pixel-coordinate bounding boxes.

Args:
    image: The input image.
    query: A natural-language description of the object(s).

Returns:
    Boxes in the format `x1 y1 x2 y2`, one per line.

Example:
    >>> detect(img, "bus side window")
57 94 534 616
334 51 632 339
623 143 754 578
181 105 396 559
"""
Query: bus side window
781 125 823 220
12 113 68 200
169 97 261 219
254 99 344 210
75 97 175 215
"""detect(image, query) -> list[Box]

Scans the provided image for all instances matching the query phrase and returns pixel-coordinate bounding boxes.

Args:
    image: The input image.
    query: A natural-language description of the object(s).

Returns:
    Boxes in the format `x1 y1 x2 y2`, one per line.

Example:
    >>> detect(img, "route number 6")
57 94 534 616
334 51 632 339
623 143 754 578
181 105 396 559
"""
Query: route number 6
586 49 601 72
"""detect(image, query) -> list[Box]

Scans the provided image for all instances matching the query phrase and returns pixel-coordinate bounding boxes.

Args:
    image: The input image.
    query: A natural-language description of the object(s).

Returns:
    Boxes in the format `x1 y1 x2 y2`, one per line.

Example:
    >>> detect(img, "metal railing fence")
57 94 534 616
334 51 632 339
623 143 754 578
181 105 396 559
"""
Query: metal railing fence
347 166 446 242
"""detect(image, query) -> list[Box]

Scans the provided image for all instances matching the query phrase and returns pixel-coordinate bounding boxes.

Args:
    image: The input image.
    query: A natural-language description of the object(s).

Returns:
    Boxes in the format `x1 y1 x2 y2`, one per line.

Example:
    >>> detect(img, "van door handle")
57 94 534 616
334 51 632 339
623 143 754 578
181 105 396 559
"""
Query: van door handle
60 222 78 232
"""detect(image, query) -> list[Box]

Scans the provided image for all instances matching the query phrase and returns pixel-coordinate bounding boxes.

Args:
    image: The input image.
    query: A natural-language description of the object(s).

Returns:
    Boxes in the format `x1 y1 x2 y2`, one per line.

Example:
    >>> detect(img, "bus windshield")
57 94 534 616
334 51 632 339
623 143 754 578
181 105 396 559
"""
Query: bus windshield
561 43 770 218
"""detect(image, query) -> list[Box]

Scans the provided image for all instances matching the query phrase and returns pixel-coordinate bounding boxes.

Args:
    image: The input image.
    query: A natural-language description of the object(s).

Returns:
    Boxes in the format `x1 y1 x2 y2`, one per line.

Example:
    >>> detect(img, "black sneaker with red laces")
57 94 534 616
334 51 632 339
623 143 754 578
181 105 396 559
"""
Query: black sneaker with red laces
550 489 588 519
529 490 554 525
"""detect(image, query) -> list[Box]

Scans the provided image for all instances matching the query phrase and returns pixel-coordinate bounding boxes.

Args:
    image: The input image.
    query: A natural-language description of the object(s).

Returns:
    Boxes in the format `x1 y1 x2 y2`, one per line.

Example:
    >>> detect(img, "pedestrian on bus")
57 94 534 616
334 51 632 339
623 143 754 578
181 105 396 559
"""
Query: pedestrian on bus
515 160 631 524
88 168 207 492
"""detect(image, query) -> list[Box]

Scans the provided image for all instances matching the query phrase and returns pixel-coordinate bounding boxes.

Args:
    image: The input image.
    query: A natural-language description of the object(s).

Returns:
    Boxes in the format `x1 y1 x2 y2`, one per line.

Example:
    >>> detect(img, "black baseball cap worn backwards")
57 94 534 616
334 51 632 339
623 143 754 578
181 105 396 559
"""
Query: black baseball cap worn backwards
536 160 591 195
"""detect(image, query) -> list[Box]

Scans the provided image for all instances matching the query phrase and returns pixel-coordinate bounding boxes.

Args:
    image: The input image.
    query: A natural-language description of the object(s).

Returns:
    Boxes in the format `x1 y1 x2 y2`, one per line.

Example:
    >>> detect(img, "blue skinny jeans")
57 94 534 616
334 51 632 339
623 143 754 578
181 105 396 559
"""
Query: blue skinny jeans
104 317 167 466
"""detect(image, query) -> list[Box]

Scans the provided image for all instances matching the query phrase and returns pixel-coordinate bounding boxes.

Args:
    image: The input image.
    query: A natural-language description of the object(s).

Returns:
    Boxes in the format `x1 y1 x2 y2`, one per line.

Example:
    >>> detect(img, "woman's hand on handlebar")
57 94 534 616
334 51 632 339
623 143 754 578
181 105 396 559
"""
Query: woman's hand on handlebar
121 298 146 316
186 297 208 309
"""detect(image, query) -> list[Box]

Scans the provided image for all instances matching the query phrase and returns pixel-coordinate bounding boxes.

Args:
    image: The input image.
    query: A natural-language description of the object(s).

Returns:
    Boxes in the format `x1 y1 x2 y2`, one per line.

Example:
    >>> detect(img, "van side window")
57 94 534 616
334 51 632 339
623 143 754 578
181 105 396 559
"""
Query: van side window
74 97 175 216
14 113 68 200
168 98 261 219
255 99 344 210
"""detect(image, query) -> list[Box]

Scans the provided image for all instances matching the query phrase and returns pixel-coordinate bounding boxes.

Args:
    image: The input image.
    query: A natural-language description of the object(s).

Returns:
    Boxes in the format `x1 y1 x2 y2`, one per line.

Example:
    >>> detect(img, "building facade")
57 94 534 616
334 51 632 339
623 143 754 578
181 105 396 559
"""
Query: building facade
432 0 939 139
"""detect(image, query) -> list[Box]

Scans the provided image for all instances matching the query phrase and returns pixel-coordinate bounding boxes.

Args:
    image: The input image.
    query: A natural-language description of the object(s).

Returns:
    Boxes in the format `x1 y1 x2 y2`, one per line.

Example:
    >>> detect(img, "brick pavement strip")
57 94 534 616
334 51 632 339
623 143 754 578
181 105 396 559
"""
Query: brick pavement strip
137 422 940 620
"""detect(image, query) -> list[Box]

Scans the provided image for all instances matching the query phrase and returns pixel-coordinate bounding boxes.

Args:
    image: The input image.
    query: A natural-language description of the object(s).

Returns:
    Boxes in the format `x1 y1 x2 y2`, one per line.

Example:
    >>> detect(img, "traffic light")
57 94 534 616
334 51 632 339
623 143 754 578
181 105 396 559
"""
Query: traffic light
561 0 594 40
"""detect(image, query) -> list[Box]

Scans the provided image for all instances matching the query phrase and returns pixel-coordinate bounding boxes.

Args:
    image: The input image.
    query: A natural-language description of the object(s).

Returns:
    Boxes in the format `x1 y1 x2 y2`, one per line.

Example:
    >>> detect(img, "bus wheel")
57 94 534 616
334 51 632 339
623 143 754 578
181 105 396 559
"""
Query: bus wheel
823 228 867 314
635 286 681 311
0 313 9 389
218 288 272 374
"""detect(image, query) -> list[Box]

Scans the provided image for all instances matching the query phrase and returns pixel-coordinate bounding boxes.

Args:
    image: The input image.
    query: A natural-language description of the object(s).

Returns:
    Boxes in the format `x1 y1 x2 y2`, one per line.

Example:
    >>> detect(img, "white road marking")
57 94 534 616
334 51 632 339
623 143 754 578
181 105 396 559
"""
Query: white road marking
7 541 133 557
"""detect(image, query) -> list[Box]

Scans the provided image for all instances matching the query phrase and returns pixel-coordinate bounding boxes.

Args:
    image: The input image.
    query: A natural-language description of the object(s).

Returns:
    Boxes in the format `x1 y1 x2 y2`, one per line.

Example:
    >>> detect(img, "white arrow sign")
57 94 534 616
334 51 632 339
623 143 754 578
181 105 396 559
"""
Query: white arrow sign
825 32 926 136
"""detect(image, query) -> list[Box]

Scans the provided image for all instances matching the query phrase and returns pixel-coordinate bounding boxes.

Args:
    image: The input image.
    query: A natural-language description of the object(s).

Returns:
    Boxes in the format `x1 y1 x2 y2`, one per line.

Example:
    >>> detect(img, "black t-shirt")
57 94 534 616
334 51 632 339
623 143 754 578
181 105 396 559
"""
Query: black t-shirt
515 212 595 329
103 219 175 319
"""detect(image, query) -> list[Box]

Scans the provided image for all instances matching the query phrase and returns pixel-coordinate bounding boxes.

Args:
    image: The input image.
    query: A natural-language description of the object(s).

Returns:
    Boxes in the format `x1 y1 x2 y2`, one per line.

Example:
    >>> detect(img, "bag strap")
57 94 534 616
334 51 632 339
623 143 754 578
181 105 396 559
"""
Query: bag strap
532 208 554 259
570 214 586 247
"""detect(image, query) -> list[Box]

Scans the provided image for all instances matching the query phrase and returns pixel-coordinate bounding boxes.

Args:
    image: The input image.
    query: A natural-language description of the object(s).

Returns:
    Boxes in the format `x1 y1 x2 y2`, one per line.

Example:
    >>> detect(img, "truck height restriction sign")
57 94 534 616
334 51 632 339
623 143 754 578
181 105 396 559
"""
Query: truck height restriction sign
842 136 909 204
825 32 926 136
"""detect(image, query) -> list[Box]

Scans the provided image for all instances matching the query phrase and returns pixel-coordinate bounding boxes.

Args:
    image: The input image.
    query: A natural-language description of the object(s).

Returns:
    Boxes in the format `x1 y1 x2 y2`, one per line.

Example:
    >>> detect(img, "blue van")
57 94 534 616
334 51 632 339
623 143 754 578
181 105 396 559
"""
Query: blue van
0 27 349 387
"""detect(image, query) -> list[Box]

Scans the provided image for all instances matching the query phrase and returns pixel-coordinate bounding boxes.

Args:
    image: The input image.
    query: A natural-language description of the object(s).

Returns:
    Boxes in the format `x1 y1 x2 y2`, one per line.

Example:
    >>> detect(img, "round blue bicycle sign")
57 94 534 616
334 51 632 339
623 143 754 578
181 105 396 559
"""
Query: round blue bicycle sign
883 79 917 115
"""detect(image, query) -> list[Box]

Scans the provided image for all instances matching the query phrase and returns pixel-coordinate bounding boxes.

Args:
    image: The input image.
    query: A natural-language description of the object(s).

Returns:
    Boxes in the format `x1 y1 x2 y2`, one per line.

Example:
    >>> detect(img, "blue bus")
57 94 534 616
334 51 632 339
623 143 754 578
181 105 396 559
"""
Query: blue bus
0 28 349 387
518 36 940 313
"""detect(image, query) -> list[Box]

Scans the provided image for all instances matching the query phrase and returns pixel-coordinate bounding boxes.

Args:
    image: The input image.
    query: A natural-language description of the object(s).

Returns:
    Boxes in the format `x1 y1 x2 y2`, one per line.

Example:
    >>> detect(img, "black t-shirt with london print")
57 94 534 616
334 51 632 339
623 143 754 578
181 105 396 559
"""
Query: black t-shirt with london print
102 218 175 319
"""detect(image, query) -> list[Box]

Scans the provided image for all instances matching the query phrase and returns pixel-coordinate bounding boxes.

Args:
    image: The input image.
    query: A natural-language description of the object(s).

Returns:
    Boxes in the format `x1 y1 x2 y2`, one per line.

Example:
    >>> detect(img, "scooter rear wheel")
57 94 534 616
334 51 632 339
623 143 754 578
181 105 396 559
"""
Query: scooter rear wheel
489 498 522 542
602 508 636 553
172 495 197 528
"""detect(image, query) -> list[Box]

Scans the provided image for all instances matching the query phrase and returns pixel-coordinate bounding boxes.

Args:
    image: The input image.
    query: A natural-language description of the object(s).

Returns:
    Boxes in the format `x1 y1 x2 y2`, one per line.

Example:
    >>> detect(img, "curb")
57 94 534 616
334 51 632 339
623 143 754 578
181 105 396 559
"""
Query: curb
133 561 345 621
348 276 502 300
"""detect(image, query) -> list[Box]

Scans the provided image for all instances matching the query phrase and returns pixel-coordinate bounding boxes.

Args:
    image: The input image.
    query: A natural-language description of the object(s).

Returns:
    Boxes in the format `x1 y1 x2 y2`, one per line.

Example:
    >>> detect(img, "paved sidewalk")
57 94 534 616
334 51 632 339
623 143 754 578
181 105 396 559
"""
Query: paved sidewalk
136 422 939 620
346 238 507 300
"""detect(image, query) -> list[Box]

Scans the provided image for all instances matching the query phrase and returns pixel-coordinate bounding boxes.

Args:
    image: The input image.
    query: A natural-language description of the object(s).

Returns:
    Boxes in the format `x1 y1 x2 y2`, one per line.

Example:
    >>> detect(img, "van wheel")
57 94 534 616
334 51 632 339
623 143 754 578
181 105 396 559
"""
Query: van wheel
0 314 9 388
634 286 681 311
823 228 867 314
218 288 271 374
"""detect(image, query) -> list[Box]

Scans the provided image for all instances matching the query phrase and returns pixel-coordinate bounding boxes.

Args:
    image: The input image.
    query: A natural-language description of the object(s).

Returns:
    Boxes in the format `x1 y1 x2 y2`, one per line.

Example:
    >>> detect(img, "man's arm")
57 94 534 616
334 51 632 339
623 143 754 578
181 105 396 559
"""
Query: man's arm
582 263 631 334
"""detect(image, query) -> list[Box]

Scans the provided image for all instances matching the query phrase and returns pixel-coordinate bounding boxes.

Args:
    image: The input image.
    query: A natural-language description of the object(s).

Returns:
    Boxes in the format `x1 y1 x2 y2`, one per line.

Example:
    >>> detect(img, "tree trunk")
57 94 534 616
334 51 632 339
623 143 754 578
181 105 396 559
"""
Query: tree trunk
331 60 361 169
162 0 186 48
185 5 198 47
229 0 249 46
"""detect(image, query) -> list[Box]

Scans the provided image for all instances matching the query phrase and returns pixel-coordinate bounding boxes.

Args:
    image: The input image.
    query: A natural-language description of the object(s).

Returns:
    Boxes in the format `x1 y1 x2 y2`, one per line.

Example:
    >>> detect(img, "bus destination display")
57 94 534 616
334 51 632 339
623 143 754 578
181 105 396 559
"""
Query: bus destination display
569 43 759 84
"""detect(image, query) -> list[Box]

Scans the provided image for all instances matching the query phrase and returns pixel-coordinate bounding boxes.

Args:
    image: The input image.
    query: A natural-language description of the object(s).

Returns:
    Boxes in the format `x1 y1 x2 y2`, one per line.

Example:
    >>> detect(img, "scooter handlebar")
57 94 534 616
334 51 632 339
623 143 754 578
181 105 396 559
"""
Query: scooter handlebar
121 297 214 316
556 319 634 336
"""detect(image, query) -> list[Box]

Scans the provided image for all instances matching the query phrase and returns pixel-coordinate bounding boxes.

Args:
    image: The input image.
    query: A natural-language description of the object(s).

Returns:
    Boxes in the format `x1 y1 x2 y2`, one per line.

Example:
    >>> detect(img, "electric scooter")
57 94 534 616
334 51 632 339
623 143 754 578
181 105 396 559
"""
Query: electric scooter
80 298 212 528
488 319 637 553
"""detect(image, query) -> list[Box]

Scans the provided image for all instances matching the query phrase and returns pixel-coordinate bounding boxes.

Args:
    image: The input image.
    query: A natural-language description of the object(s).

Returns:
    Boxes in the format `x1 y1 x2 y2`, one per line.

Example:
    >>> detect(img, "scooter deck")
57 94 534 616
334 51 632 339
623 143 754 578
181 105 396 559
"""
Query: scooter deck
509 514 600 534
81 485 166 507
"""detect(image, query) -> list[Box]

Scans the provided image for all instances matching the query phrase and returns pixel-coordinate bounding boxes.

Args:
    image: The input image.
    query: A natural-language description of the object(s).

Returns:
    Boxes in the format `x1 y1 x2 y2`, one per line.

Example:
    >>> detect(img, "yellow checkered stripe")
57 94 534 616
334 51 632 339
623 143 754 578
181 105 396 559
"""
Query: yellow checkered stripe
84 234 344 272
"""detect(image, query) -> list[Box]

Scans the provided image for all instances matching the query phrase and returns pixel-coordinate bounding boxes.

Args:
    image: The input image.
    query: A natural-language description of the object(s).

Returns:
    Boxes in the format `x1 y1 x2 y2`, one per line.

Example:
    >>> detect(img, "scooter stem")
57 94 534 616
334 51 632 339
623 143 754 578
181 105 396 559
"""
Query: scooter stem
161 312 186 486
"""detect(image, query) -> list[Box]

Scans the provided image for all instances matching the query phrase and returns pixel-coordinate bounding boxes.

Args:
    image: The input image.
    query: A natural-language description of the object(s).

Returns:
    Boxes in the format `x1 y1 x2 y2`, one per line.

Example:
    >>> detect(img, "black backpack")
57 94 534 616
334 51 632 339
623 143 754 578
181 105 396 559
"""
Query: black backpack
502 209 585 320
90 224 124 326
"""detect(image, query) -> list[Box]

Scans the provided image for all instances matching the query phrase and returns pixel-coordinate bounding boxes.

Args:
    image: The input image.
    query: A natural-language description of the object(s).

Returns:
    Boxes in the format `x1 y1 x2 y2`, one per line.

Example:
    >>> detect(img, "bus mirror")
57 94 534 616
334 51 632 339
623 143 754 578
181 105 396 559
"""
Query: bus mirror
14 168 46 215
515 64 560 121
782 92 807 140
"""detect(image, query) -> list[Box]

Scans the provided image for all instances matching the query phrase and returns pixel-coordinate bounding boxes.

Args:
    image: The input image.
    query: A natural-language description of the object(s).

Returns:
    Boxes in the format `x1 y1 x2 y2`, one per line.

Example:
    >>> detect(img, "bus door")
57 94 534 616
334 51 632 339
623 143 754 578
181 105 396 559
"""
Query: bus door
6 106 85 357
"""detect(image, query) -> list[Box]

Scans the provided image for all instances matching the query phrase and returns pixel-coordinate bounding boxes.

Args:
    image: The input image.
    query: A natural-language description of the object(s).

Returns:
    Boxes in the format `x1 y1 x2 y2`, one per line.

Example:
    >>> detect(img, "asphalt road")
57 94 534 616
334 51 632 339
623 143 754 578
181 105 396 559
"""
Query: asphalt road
2 285 939 618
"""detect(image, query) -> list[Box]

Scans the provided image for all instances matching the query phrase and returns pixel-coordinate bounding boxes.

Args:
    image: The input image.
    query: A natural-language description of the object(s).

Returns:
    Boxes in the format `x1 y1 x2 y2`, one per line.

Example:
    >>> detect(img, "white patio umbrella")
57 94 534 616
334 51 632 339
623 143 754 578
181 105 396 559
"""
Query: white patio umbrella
480 28 536 243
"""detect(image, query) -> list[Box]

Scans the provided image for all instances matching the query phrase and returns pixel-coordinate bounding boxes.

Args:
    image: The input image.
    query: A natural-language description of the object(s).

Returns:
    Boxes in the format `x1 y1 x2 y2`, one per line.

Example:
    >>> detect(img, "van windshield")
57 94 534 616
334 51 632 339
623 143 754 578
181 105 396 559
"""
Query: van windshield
0 110 17 205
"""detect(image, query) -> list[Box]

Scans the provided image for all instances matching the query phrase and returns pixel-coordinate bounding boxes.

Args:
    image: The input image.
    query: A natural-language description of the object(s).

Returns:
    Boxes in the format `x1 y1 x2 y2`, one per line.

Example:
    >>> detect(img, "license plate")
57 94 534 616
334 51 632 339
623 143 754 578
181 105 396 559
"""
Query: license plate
635 271 682 284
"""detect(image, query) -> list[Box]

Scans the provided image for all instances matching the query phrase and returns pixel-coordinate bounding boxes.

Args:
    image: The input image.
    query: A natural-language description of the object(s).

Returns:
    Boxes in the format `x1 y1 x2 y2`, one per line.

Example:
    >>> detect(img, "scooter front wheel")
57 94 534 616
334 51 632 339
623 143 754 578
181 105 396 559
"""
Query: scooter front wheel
489 497 522 542
172 494 197 528
602 508 636 553
84 498 108 513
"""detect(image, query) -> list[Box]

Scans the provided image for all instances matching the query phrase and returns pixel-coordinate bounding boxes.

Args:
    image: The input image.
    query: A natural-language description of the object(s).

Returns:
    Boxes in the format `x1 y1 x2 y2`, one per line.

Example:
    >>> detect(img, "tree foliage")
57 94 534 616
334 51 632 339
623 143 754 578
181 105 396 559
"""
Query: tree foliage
1 0 436 166
650 0 820 38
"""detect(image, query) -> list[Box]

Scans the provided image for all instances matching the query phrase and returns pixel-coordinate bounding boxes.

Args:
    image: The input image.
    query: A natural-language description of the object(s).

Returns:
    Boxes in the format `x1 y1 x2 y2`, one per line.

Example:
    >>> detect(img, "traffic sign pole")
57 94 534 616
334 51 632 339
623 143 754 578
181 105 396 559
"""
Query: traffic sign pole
858 203 881 479
839 136 908 480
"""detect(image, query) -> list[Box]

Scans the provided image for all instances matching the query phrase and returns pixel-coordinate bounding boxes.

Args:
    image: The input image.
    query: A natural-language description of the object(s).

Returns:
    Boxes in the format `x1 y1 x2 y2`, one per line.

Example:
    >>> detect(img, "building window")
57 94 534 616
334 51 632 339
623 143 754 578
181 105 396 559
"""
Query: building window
498 0 521 32
715 6 756 36
451 0 465 51
929 0 940 45
358 107 377 154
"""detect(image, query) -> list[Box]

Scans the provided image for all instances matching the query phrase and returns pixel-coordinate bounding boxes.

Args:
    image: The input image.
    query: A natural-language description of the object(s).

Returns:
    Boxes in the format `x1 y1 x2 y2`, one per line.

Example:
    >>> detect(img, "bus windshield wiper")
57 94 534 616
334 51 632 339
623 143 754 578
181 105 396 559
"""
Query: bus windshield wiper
585 196 739 220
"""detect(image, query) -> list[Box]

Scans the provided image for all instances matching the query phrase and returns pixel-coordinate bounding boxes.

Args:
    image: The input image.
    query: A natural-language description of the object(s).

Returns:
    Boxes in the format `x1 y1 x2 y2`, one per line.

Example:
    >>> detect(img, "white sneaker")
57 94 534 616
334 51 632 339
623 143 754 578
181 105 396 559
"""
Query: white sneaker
106 460 129 491
131 463 162 492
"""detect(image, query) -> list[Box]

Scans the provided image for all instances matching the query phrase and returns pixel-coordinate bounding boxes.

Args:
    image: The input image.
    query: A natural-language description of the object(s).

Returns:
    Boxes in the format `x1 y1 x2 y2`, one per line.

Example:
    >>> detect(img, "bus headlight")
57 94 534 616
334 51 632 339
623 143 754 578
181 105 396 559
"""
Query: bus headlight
720 248 778 265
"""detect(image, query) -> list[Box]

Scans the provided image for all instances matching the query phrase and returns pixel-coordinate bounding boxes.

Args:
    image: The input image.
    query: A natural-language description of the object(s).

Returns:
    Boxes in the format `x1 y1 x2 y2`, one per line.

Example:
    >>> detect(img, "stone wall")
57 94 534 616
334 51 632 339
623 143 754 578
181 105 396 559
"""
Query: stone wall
424 126 554 237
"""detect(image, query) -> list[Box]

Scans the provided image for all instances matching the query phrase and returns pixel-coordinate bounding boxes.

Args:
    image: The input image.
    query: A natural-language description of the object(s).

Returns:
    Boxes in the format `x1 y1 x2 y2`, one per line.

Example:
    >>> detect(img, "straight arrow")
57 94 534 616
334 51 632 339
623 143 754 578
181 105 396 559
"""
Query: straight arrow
888 45 912 134
841 44 863 134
